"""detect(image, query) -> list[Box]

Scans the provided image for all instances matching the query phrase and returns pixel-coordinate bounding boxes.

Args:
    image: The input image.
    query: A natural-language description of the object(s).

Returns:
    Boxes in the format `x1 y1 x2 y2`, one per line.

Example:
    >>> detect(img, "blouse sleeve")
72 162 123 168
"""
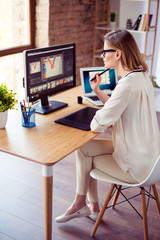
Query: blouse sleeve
90 79 132 132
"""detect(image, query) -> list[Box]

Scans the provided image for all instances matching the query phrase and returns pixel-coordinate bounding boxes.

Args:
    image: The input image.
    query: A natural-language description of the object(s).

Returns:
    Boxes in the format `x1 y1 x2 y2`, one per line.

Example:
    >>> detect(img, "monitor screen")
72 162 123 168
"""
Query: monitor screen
24 43 76 114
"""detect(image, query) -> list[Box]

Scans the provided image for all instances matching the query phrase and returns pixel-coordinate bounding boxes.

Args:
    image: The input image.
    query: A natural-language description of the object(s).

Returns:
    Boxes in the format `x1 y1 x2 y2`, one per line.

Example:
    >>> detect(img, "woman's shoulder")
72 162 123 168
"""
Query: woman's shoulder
122 71 148 80
120 71 151 90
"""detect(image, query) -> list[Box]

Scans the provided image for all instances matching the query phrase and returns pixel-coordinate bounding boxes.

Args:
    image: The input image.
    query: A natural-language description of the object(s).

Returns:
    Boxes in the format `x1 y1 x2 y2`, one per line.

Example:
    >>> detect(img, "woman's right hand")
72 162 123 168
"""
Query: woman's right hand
90 73 102 94
90 73 110 104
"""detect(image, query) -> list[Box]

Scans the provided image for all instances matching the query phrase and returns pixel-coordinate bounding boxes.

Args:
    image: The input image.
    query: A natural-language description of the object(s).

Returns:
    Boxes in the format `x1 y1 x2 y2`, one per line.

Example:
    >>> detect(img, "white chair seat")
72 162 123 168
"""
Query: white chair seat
91 155 160 188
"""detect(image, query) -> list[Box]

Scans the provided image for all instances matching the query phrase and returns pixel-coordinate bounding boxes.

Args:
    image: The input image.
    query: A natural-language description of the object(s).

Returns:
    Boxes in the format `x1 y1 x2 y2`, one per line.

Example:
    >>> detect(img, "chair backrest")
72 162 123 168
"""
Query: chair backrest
140 156 160 187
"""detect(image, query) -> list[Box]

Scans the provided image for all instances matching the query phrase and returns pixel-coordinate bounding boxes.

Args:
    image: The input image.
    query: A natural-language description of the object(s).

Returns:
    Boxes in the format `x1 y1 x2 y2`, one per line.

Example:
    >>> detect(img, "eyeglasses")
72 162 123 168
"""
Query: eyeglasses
101 49 116 57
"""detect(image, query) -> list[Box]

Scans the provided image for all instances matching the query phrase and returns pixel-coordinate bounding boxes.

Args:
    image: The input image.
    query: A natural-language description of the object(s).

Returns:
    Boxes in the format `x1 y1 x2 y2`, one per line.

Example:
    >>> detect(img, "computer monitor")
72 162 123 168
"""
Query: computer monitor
23 43 76 114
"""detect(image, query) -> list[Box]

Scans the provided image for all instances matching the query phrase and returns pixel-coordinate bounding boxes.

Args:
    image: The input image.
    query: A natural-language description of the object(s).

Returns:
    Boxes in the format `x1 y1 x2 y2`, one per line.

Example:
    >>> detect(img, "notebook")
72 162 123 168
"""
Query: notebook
55 106 98 131
80 67 118 106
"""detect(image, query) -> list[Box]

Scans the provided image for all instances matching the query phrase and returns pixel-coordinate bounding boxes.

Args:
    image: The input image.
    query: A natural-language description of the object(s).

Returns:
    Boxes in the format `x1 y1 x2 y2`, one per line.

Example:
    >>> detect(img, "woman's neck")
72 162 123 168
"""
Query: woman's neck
116 65 134 78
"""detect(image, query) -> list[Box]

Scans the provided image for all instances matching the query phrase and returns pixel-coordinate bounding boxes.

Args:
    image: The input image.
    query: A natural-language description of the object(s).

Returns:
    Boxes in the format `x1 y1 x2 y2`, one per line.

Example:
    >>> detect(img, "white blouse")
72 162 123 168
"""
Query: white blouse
91 71 160 182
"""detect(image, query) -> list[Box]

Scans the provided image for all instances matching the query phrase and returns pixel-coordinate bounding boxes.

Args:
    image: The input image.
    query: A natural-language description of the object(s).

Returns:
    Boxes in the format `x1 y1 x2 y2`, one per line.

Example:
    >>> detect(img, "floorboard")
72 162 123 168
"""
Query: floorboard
0 151 160 240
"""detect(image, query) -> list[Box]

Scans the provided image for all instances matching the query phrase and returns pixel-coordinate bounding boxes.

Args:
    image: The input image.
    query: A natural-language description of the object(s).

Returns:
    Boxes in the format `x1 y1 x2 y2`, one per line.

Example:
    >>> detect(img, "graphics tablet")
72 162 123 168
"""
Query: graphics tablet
55 106 98 131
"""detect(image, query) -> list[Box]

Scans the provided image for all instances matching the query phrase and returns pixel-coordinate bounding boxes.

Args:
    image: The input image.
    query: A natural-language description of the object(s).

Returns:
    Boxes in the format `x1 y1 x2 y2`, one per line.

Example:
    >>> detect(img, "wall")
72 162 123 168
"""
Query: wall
35 0 49 47
35 0 110 85
48 0 95 85
110 0 120 27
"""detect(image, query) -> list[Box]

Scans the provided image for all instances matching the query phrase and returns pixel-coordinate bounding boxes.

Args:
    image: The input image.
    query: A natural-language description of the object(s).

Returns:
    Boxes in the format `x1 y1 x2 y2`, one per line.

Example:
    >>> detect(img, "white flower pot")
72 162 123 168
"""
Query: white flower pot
110 21 116 29
0 110 8 129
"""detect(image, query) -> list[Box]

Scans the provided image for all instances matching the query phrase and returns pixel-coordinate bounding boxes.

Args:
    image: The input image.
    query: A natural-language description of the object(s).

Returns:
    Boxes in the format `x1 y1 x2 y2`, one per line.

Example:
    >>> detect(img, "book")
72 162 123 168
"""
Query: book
144 14 153 31
141 14 147 31
132 14 142 30
141 14 153 31
138 14 144 31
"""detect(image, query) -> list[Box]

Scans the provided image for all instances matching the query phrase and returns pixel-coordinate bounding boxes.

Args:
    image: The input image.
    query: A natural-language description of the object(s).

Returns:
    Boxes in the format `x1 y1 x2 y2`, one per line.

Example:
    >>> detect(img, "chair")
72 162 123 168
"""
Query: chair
90 156 160 240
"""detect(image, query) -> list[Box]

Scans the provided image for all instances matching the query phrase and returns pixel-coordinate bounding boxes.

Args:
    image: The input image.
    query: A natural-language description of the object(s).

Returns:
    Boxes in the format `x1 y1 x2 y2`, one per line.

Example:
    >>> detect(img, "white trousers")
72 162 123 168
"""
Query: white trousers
75 139 137 202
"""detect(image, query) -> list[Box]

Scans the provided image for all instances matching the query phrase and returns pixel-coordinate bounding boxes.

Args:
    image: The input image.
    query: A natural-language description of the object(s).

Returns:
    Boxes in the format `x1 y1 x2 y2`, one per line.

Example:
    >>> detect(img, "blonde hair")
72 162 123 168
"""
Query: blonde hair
104 29 148 72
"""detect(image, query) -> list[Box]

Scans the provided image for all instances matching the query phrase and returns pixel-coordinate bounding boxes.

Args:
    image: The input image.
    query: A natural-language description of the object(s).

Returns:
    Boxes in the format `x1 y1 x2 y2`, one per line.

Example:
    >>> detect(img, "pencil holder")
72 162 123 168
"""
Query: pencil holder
21 107 36 128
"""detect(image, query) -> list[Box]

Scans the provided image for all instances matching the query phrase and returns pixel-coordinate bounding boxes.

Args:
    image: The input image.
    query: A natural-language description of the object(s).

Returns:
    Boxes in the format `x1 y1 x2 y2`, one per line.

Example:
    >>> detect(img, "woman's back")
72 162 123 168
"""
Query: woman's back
91 71 160 182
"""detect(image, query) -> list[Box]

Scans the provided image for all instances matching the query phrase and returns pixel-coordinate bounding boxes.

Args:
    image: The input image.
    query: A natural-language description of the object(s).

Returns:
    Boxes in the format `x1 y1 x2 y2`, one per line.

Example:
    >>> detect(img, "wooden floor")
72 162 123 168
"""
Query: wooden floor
0 151 160 240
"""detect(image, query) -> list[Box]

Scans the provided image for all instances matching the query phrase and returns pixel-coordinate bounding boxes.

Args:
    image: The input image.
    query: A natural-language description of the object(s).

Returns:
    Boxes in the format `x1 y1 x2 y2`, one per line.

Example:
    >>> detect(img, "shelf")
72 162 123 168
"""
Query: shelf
118 0 159 76
145 54 154 60
148 25 156 29
128 29 146 33
120 0 149 2
95 26 119 30
93 0 159 75
121 0 157 1
127 29 155 34
96 21 108 25
95 27 155 33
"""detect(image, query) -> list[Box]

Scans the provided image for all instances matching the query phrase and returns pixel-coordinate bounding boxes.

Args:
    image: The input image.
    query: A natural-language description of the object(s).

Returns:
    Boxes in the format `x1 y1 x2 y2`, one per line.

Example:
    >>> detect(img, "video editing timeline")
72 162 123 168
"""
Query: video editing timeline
29 50 73 99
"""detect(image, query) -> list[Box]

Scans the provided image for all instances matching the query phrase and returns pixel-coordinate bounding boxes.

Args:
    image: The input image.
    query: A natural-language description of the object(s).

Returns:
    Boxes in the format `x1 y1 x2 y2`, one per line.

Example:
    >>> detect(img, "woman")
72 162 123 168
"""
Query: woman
55 29 160 223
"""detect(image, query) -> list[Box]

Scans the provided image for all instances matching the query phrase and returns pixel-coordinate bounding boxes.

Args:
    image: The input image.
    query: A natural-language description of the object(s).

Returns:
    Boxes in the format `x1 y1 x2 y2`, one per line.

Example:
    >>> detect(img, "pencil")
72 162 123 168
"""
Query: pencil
23 99 26 111
28 98 30 112
90 68 110 82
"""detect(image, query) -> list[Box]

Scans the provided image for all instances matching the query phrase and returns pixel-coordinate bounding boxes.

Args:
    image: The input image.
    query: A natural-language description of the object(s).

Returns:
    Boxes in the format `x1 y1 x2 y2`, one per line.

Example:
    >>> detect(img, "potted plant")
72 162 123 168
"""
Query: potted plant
0 83 17 128
110 11 117 28
152 76 160 88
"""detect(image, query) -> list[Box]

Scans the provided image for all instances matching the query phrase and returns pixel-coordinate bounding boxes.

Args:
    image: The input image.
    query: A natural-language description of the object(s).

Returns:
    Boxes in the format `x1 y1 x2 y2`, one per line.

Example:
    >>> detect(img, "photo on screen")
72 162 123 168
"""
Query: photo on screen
42 54 63 80
29 61 41 74
89 71 110 85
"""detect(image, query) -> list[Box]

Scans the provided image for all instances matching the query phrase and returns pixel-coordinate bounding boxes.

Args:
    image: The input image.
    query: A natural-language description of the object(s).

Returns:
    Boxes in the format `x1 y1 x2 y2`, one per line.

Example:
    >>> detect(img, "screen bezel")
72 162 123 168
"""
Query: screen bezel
24 43 76 104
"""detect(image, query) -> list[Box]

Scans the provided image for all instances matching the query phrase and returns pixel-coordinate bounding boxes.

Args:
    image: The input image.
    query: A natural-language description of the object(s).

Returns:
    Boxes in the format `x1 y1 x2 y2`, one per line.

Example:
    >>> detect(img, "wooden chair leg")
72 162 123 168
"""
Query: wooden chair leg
91 184 116 237
112 185 122 209
141 188 149 240
152 184 160 215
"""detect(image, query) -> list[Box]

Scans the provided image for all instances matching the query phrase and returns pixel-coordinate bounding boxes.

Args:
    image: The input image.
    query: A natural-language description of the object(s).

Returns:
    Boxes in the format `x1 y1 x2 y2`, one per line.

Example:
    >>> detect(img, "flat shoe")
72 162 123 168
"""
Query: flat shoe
89 212 99 221
87 204 99 221
55 205 90 223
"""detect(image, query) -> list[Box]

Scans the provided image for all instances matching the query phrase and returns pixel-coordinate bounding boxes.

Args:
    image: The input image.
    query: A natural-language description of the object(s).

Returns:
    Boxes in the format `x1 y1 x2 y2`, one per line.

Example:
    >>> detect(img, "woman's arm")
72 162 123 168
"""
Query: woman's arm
90 79 131 132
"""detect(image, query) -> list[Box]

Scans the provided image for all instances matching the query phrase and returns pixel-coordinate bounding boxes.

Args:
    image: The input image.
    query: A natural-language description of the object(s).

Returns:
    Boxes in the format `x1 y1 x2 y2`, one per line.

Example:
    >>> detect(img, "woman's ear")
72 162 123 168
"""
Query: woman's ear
115 50 122 60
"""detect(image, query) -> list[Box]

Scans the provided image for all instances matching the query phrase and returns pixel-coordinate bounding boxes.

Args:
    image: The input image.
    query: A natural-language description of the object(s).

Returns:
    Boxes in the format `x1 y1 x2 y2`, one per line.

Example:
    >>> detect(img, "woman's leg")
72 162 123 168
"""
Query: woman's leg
56 139 113 218
76 139 113 197
93 154 138 183
74 139 113 213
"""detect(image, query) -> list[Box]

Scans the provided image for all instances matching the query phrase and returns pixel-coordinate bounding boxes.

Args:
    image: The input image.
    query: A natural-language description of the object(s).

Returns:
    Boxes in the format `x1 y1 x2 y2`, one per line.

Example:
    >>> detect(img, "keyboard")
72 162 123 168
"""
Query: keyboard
89 96 100 101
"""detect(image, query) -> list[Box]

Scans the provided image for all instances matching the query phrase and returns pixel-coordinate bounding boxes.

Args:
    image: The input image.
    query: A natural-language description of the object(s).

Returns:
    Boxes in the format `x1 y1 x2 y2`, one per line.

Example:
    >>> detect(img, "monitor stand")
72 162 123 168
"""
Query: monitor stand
33 96 68 114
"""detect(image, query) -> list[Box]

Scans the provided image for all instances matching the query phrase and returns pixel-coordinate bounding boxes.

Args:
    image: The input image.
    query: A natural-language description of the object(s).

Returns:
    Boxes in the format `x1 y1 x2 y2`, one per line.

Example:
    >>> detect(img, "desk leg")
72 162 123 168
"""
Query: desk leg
42 165 53 240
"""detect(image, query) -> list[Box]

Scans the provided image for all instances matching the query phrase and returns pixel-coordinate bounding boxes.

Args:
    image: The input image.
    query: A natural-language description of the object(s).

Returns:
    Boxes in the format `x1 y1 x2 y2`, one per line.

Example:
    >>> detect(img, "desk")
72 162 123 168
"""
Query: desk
0 86 98 240
1 86 160 240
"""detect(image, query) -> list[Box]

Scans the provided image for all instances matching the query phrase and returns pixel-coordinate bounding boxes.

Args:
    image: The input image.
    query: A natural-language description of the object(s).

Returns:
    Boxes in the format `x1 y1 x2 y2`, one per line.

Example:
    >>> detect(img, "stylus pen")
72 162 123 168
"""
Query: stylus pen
90 68 110 82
